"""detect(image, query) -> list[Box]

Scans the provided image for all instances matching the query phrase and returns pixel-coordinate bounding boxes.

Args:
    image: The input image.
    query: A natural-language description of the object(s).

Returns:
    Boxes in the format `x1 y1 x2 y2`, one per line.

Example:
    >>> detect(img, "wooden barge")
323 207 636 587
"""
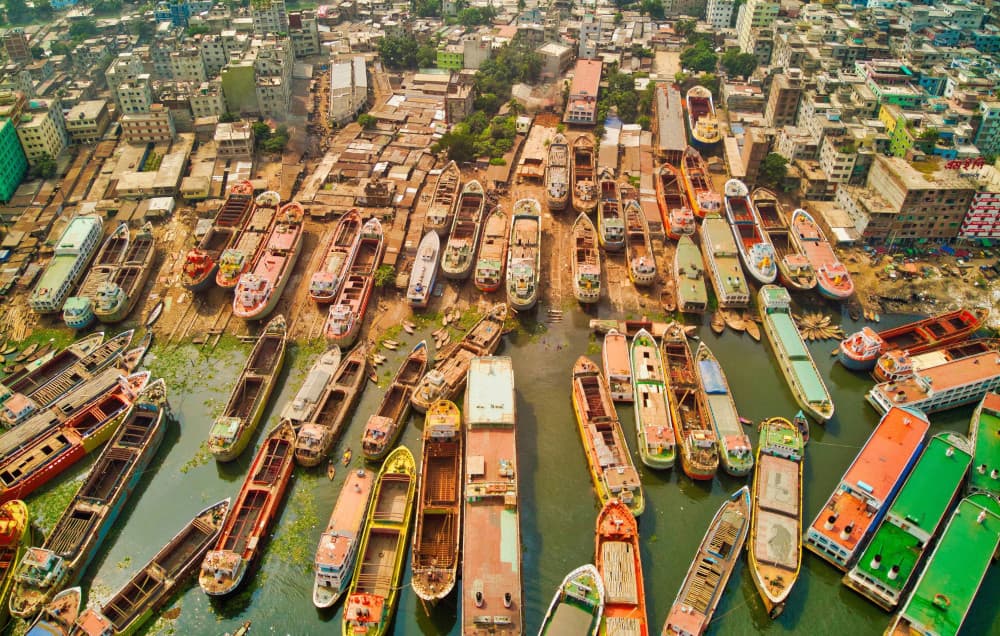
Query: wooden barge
360 342 427 462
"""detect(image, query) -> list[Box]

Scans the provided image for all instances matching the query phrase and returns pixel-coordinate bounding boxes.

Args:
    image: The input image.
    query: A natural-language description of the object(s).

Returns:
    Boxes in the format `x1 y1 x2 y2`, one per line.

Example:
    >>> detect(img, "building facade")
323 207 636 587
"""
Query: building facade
0 117 27 203
121 104 176 143
706 0 736 29
564 59 602 126
252 0 289 37
16 99 68 165
64 100 110 144
764 71 804 129
329 57 368 125
214 121 254 158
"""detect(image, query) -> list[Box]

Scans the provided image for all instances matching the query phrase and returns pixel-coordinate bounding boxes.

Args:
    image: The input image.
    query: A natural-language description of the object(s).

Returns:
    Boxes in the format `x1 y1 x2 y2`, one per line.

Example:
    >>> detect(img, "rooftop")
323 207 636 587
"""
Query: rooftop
569 59 602 98
844 407 929 505
465 356 515 428
872 351 1000 405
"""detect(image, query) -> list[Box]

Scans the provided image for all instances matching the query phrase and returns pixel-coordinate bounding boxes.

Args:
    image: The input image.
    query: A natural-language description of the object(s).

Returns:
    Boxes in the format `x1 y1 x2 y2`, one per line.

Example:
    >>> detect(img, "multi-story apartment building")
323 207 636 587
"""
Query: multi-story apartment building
961 187 1000 240
2 29 31 64
288 11 320 58
0 92 28 203
220 37 293 118
118 76 154 114
64 100 110 144
329 57 368 125
774 126 819 162
121 104 176 143
579 14 602 60
974 101 1000 159
16 98 68 164
855 59 928 110
170 47 207 83
106 53 146 111
252 0 289 37
215 121 254 158
818 134 857 184
764 70 804 129
564 59 602 126
706 0 736 29
462 34 491 70
190 80 227 118
736 0 779 58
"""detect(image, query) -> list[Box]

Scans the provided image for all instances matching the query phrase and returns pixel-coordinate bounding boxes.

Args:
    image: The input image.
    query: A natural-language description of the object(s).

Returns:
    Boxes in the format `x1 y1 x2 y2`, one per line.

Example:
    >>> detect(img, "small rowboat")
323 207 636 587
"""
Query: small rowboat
383 341 398 351
662 279 677 312
367 370 378 383
723 310 745 332
711 312 724 334
327 460 336 480
146 300 164 328
745 320 760 341
342 448 352 466
1 343 16 356
14 343 38 363
403 321 416 334
28 342 53 362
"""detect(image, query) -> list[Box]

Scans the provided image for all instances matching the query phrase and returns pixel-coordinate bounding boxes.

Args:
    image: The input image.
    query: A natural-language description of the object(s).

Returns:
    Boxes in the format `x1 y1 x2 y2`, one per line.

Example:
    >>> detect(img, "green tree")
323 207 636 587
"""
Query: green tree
219 112 237 123
69 18 99 40
758 153 789 188
357 113 377 129
186 23 212 37
458 6 496 26
432 128 477 163
378 33 419 70
30 153 57 179
131 19 155 41
416 40 437 68
251 121 272 146
411 0 440 17
50 41 71 56
637 115 651 130
30 45 44 59
674 18 697 39
640 0 664 19
91 0 123 14
613 11 623 24
680 40 717 73
5 0 30 24
374 264 395 288
720 49 757 79
473 43 542 113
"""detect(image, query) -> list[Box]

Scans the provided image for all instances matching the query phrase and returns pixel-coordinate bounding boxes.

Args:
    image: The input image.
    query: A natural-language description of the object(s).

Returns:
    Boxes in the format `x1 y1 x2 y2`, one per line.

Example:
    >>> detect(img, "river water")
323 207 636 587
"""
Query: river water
31 306 1000 635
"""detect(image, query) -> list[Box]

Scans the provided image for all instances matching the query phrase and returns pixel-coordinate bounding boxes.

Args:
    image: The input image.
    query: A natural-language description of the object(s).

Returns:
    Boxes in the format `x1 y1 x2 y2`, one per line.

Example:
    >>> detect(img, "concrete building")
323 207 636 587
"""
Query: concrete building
974 101 1000 159
170 47 208 83
190 80 227 118
121 104 176 144
0 92 28 203
579 14 601 60
742 126 772 187
961 188 1000 240
252 0 289 37
64 100 110 144
706 0 736 29
214 121 254 158
220 37 293 118
764 71 803 129
288 11 320 58
16 98 68 165
2 29 31 64
462 34 491 70
106 53 147 112
538 41 573 80
818 134 857 184
198 32 248 77
855 59 928 110
564 59 602 126
736 0 779 57
117 76 154 115
329 56 368 125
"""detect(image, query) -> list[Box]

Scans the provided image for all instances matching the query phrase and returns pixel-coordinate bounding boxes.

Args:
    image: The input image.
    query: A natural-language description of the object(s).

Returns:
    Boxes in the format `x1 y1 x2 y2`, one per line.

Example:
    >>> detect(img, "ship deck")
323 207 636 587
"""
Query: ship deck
754 454 799 570
354 529 401 596
318 471 372 566
873 352 1000 405
844 409 927 506
604 338 630 379
768 311 828 405
971 393 1000 495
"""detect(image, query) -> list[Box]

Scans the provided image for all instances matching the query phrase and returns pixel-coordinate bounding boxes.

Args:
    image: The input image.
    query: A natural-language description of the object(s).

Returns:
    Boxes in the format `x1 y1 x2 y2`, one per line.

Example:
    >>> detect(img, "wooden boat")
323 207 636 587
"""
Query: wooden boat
323 219 386 347
341 446 416 636
594 499 647 636
407 231 441 308
30 215 104 316
700 213 750 309
506 199 542 312
657 163 695 240
208 315 286 462
181 180 255 292
145 301 163 328
62 223 132 330
425 161 461 237
686 85 722 149
663 486 751 636
9 380 166 618
310 210 363 304
969 392 1000 498
792 410 809 444
473 208 508 293
441 180 486 280
745 319 761 342
597 169 625 251
724 179 777 285
539 564 604 636
866 349 1000 416
674 236 708 314
216 190 281 289
360 342 427 461
695 342 753 477
571 135 598 215
410 303 507 413
233 202 306 320
0 333 102 407
751 189 816 291
603 329 633 403
721 309 744 332
0 500 28 627
680 146 722 219
624 200 656 286
295 345 369 467
410 400 463 610
280 346 341 427
631 329 676 470
572 213 601 304
313 469 375 609
788 209 854 300
662 326 718 480
121 331 151 372
199 421 296 597
711 312 724 334
26 586 79 635
661 279 677 313
545 133 570 211
93 224 156 324
570 356 644 516
27 343 52 363
343 449 352 465
873 337 1000 383
73 499 229 635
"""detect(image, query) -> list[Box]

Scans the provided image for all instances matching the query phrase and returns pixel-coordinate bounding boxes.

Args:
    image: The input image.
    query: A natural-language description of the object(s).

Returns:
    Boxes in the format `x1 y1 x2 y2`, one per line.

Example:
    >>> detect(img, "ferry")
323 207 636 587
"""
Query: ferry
571 356 644 515
9 380 166 618
216 190 281 289
845 432 972 610
662 326 718 480
874 338 999 383
663 486 750 636
788 209 853 300
686 85 722 149
73 499 229 635
181 180 254 292
969 392 1000 498
700 213 749 308
410 400 463 610
597 170 625 251
92 224 157 325
603 329 633 403
426 161 461 236
571 135 598 215
310 210 362 304
62 222 130 329
360 342 427 462
885 493 1000 636
804 406 929 570
545 133 570 211
473 208 507 293
0 500 28 627
624 200 656 286
233 201 305 320
594 499 647 636
505 199 542 311
279 346 341 427
674 236 708 314
695 343 753 477
295 345 368 467
724 179 777 284
31 215 104 316
461 356 521 634
25 586 79 635
866 350 1000 415
0 332 103 410
538 564 604 636
406 231 441 308
571 213 601 304
441 179 486 280
656 164 695 240
199 421 296 597
342 447 415 636
630 329 675 470
752 189 816 291
323 218 385 347
680 146 722 219
207 315 286 462
313 469 374 609
758 285 834 422
749 418 804 618
839 308 987 372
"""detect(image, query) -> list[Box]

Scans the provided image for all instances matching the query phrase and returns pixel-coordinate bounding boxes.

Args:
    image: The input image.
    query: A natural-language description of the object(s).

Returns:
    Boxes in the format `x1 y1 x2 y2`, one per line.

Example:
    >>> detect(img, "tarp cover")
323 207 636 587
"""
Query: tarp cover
698 360 727 395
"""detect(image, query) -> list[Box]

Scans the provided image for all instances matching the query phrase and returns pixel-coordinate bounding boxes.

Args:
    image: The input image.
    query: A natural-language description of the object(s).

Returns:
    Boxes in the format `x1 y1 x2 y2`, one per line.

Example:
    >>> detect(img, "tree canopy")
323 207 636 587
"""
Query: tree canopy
758 153 789 188
720 49 757 79
680 40 717 73
378 33 420 70
458 6 496 26
411 0 440 17
474 43 542 110
432 114 518 163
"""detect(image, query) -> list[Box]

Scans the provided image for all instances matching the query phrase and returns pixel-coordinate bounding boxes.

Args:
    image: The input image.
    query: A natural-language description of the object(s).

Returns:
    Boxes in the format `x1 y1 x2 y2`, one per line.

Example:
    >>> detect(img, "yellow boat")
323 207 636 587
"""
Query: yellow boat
342 446 416 636
0 500 29 627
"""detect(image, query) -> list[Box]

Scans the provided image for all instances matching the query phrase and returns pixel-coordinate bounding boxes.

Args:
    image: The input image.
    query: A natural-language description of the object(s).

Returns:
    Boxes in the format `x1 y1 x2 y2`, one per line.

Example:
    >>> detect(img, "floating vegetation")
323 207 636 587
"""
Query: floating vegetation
376 324 403 348
586 334 601 355
447 307 485 341
32 471 88 536
268 474 318 576
292 337 328 371
7 329 74 353
180 441 212 474
116 555 133 569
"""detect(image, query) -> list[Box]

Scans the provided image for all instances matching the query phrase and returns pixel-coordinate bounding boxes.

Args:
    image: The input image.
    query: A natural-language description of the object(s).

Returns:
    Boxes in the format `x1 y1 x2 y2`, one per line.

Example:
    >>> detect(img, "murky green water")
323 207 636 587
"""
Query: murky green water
29 305 1000 635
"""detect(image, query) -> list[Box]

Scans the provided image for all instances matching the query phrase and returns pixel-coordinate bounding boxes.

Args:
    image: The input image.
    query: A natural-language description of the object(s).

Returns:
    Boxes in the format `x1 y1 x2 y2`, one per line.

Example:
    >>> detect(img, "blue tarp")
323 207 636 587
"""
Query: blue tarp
698 360 727 395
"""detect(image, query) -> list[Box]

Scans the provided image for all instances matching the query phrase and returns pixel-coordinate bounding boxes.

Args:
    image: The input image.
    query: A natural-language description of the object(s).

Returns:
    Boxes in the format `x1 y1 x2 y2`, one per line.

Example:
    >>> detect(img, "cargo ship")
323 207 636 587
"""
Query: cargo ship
538 564 604 636
426 161 461 236
873 338 999 383
310 210 362 304
752 189 816 292
441 180 486 280
199 421 296 597
545 133 570 211
505 199 542 311
313 468 374 609
323 218 385 347
597 170 625 251
73 499 229 635
570 356 644 515
0 332 102 409
410 400 463 610
9 380 166 618
30 215 104 315
748 417 803 618
595 499 647 636
657 164 695 240
181 180 254 292
839 308 987 372
804 406 929 570
407 231 441 308
207 315 286 462
473 208 507 294
410 303 507 413
700 213 749 308
360 342 427 462
788 209 854 300
695 343 753 477
279 346 341 427
631 329 675 470
624 200 656 286
295 345 368 467
25 586 79 635
216 190 281 289
233 201 305 320
686 85 722 149
461 356 521 634
885 493 1000 636
969 392 1000 498
674 236 708 314
680 147 722 219
662 326 718 480
845 432 972 610
603 329 632 403
866 350 1000 415
92 223 157 324
724 179 777 284
663 486 750 636
571 213 601 304
572 135 598 215
0 500 28 626
342 446 416 636
758 285 834 422
62 222 130 329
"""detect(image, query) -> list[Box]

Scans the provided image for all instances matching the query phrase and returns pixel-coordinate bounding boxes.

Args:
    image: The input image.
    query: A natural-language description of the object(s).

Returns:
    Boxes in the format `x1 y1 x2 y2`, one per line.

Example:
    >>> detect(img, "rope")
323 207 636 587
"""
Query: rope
708 595 751 625
807 440 864 449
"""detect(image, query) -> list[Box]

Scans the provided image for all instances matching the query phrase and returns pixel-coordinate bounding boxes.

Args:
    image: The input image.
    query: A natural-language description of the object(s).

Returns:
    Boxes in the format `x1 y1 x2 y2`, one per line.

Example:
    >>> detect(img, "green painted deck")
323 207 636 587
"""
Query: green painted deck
969 393 1000 497
771 313 809 360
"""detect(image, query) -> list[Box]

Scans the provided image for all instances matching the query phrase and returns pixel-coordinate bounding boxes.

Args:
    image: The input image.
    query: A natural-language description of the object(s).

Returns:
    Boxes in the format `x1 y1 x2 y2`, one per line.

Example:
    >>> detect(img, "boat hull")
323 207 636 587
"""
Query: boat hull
209 371 280 462
234 234 303 321
182 265 218 293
